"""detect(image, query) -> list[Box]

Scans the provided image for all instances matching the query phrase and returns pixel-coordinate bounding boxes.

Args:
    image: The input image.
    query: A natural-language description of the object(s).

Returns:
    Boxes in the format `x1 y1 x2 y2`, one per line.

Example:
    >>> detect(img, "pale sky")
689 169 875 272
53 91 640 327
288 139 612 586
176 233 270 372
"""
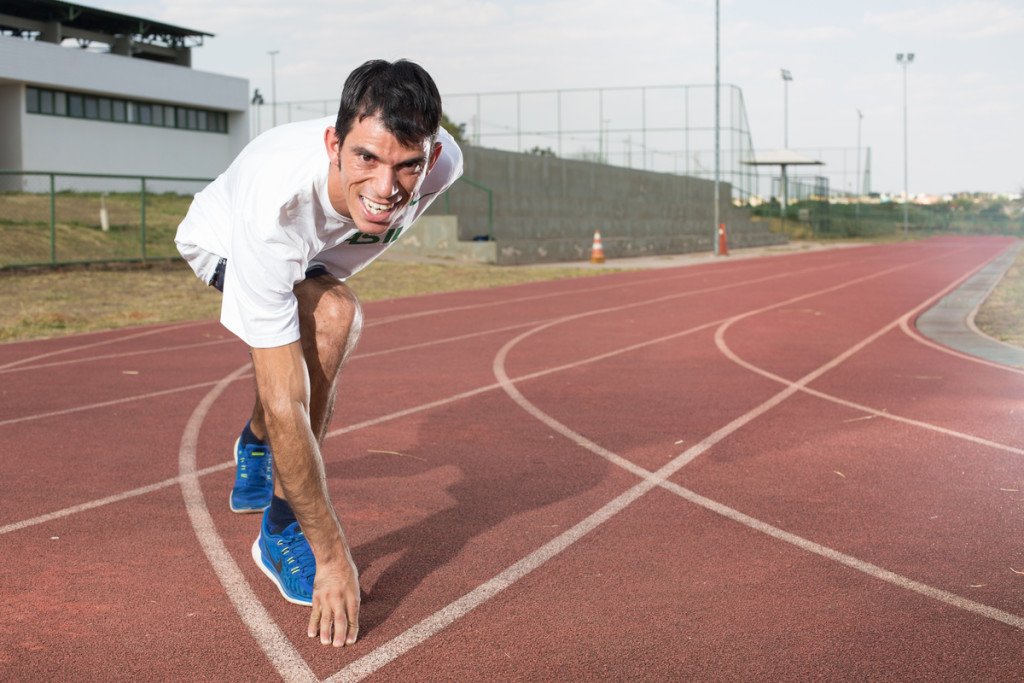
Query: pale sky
102 0 1024 195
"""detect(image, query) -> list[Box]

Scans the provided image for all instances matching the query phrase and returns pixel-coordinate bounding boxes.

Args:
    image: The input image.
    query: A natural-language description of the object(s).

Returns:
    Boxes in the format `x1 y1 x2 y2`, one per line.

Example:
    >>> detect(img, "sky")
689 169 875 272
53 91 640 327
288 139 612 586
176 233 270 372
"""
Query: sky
102 0 1024 196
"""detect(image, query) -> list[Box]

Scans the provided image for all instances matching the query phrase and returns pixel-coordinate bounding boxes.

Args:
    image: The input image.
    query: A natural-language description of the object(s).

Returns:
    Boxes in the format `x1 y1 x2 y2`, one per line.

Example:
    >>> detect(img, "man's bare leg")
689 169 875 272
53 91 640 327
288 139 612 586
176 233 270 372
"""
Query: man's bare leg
248 274 362 454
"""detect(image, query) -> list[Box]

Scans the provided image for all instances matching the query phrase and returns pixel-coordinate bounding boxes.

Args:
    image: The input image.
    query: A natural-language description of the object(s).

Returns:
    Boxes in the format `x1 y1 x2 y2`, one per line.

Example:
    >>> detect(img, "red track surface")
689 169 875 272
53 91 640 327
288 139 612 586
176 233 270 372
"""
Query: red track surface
2 236 1022 681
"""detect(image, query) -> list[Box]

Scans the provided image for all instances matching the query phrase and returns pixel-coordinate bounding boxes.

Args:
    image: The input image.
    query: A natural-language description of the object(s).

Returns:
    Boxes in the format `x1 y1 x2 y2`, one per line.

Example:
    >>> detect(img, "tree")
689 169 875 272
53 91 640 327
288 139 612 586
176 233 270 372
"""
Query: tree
440 113 469 147
528 146 557 157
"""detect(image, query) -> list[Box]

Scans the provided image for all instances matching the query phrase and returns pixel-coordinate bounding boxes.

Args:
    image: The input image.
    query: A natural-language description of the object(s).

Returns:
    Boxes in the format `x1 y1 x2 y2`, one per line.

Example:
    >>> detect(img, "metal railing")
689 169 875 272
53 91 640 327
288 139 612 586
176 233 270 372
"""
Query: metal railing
0 170 492 269
0 170 211 269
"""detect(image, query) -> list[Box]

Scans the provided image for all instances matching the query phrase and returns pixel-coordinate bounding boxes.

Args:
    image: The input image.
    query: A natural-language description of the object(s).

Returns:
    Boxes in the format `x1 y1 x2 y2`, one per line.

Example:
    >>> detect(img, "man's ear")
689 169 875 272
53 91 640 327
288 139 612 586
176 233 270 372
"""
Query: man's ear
324 127 341 165
427 141 443 172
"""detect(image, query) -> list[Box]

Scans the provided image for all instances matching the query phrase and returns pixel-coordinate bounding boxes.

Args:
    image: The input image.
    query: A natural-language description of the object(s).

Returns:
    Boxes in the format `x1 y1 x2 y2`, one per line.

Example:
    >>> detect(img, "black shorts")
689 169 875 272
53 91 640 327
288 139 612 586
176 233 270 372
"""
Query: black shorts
209 259 330 293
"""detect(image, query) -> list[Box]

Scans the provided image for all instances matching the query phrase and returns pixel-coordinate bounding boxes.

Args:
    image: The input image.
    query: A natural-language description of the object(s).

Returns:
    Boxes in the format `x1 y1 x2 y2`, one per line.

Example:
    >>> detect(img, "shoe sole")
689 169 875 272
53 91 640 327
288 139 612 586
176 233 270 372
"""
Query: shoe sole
251 538 313 606
230 437 270 514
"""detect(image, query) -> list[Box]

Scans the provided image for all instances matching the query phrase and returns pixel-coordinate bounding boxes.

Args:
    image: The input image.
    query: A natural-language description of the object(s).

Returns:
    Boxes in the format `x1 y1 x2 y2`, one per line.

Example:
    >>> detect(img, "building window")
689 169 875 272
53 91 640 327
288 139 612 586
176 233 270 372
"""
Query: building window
24 85 229 134
84 96 99 120
67 93 84 118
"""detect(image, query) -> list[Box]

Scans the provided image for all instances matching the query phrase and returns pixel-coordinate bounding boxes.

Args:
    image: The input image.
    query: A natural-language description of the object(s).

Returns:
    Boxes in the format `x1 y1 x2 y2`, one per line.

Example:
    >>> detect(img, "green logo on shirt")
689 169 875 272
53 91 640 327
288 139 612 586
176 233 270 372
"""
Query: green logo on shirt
344 227 404 245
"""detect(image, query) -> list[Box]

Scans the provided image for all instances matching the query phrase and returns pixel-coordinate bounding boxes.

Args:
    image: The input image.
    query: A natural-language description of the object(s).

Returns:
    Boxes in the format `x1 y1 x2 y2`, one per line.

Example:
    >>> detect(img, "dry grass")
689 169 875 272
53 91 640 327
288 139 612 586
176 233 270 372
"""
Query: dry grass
0 259 618 343
975 247 1024 347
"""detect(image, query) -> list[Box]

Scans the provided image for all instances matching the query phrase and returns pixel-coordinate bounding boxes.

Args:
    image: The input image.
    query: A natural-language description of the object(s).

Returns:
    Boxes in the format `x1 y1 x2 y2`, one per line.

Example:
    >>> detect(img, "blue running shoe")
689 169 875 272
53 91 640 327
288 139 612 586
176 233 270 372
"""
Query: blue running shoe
251 510 316 606
229 436 273 513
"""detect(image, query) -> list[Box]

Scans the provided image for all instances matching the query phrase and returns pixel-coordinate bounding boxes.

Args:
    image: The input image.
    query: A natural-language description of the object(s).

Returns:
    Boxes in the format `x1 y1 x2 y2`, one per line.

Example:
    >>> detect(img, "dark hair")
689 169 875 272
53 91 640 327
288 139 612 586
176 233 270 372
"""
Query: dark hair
334 59 441 148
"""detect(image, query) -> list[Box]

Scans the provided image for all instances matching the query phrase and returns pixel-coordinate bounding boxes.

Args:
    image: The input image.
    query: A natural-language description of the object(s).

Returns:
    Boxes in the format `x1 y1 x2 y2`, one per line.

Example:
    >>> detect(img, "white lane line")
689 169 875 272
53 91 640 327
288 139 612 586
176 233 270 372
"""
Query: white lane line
8 248 1011 540
0 379 235 428
716 254 1024 456
2 255 844 428
899 317 1024 377
0 338 235 375
0 319 553 428
361 244 872 327
0 320 208 371
660 481 1024 629
328 245 1024 681
0 461 233 536
177 363 317 683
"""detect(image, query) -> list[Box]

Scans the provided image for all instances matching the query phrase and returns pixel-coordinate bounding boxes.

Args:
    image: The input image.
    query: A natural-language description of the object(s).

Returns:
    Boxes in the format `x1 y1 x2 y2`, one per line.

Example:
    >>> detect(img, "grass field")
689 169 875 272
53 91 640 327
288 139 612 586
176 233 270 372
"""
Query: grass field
0 259 623 342
974 247 1024 347
1 186 1020 348
1 244 1021 348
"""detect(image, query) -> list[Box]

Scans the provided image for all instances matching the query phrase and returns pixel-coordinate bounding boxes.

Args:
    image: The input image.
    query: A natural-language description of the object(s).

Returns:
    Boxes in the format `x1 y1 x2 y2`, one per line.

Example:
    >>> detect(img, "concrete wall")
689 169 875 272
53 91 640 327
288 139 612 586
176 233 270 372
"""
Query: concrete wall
430 145 784 265
387 216 497 263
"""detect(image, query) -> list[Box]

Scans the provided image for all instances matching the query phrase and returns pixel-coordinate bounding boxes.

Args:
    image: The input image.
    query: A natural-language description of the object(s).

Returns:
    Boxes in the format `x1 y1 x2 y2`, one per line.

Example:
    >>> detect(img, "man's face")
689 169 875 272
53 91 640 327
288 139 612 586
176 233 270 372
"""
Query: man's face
325 115 440 235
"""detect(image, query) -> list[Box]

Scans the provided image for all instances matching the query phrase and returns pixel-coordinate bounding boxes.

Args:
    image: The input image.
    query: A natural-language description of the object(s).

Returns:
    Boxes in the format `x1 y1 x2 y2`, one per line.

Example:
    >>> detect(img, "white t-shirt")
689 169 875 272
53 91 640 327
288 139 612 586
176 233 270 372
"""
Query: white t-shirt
175 116 463 348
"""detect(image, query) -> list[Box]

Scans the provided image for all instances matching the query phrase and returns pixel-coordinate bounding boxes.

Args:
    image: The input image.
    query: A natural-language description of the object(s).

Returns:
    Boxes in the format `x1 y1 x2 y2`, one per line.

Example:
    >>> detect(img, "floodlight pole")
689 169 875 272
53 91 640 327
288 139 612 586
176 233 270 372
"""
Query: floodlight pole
856 108 863 219
713 0 721 255
269 50 280 128
781 69 793 149
896 53 914 236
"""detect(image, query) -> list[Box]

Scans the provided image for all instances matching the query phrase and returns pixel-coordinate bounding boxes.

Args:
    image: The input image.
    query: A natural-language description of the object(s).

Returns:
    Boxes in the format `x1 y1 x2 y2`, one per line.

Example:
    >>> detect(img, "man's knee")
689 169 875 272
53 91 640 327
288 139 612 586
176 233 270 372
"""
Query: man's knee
296 278 363 349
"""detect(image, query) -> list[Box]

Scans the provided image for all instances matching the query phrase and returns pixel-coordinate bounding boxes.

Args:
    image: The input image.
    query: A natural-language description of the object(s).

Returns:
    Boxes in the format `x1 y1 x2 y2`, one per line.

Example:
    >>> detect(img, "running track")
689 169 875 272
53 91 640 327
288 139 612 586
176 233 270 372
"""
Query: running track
2 236 1022 680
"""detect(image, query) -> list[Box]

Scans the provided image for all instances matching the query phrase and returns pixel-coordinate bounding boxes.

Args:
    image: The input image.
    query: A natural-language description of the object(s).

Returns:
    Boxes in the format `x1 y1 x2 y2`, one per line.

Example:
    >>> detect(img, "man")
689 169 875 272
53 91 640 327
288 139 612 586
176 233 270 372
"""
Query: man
175 59 463 647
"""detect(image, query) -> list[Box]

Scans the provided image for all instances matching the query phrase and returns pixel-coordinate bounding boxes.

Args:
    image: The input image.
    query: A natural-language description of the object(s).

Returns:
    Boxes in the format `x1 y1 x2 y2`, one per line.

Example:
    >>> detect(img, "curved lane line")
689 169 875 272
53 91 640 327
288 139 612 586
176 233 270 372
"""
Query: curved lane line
3 255 846 428
899 317 1024 377
715 253 1024 456
328 245 1023 680
177 362 317 683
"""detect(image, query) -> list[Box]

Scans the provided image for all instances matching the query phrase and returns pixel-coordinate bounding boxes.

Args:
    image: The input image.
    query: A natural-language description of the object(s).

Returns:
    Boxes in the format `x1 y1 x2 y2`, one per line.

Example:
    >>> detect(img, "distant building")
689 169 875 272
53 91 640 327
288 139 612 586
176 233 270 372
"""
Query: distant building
0 0 248 186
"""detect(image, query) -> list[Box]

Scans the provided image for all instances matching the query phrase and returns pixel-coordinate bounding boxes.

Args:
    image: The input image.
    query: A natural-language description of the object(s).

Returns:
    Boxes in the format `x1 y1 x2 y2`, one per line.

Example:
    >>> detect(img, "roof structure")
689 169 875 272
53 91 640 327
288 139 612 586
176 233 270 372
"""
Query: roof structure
0 0 211 64
742 149 823 167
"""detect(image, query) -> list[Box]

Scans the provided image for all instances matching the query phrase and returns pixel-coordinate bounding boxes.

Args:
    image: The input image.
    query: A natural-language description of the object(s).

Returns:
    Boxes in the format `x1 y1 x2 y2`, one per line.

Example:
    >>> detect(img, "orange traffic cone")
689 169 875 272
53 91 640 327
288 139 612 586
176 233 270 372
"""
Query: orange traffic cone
590 230 605 264
717 223 729 256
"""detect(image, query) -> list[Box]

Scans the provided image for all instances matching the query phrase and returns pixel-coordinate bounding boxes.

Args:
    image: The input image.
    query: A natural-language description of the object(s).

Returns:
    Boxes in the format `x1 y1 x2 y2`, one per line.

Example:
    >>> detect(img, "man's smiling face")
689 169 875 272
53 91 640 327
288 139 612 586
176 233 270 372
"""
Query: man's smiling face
325 115 440 235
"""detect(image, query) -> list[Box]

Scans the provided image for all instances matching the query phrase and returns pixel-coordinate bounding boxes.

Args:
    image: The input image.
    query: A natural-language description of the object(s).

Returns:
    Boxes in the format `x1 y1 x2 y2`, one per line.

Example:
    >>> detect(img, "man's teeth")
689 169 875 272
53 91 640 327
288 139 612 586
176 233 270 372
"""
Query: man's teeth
363 198 392 214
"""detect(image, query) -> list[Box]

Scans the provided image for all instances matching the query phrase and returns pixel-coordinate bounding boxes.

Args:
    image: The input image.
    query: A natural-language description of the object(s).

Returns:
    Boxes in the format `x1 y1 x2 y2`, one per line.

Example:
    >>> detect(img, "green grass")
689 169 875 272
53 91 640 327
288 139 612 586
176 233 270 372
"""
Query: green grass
975 247 1024 348
0 259 621 343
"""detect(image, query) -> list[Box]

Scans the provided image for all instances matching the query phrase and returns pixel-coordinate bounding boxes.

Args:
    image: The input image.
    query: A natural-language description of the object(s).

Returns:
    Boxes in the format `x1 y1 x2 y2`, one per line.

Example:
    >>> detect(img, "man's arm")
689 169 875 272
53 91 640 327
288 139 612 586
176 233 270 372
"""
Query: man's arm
251 341 360 647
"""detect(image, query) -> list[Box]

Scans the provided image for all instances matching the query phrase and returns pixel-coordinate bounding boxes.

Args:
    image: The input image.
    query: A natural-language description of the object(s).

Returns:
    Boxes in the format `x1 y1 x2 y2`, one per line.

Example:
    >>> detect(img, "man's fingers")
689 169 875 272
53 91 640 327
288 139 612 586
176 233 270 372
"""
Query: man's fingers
307 605 321 639
320 607 334 646
345 594 360 645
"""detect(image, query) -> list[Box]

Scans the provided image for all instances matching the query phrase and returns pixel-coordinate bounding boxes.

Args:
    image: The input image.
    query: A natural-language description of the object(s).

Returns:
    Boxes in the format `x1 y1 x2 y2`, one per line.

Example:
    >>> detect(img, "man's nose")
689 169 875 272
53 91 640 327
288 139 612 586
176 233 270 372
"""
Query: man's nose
372 167 398 199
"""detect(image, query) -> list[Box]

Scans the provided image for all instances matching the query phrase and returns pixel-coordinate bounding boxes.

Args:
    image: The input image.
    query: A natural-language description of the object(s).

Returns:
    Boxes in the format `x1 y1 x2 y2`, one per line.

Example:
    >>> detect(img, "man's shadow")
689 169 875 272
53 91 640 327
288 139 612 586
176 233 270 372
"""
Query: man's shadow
324 393 610 635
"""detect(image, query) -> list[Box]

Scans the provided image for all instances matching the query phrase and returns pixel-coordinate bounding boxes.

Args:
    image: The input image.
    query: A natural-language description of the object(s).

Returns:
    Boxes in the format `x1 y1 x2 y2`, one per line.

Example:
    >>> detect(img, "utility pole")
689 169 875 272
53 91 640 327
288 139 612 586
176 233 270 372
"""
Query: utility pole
713 0 721 255
781 69 793 148
896 53 914 236
268 50 279 128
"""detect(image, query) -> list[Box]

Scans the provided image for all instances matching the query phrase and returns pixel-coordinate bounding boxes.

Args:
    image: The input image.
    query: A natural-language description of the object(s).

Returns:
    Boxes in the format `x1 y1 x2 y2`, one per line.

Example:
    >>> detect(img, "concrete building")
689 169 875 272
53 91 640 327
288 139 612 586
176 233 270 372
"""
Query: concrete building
0 0 248 186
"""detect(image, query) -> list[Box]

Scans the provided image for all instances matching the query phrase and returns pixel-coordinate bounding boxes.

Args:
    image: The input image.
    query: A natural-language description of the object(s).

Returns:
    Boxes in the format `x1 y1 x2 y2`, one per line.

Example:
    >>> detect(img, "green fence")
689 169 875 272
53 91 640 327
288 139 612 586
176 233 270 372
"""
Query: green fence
0 170 211 269
1 171 494 269
751 200 1024 240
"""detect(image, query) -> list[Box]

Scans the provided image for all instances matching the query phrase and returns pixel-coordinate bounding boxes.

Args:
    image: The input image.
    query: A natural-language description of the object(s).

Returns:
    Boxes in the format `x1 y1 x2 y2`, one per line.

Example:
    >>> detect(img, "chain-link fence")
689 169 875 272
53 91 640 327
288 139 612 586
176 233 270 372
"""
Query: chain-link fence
252 83 760 202
0 171 209 268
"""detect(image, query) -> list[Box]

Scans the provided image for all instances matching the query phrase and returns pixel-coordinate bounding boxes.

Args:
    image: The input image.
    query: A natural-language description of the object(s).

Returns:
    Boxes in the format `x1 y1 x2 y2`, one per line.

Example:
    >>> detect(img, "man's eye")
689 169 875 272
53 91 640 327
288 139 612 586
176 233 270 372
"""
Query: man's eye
359 154 374 163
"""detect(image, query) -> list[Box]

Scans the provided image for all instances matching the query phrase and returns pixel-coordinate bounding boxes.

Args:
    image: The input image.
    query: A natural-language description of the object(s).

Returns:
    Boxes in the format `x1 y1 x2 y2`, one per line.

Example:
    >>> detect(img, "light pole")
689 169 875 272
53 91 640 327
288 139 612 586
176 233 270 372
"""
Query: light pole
781 69 793 148
713 0 721 255
896 52 914 236
268 50 279 127
856 108 863 220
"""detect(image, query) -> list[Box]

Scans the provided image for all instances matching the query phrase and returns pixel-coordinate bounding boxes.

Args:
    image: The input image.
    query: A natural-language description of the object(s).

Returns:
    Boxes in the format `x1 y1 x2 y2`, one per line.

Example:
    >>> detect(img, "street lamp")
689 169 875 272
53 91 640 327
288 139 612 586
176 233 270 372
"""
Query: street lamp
268 50 280 127
896 52 914 236
781 69 793 148
251 88 264 138
856 108 864 219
